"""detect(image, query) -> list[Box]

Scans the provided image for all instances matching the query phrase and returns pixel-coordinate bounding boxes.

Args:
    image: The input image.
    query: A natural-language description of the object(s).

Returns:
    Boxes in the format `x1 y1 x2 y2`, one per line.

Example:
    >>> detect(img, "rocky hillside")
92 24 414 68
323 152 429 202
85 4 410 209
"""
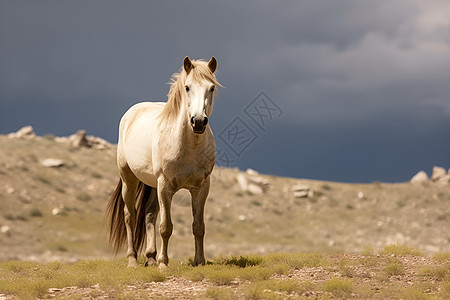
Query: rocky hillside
0 127 449 263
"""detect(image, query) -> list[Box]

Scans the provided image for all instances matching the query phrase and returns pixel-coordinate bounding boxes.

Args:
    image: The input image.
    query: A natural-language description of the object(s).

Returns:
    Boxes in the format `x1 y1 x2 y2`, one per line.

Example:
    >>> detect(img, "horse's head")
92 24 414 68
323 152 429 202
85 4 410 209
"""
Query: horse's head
183 56 218 134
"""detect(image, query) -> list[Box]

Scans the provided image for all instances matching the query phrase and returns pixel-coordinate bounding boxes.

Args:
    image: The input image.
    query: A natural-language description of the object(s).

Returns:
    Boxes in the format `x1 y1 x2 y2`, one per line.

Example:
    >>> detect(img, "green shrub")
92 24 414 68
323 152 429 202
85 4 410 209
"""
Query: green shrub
420 264 450 280
321 184 332 190
205 288 233 300
30 208 43 217
214 255 263 268
4 214 15 220
36 175 52 185
323 277 353 296
76 192 92 202
385 260 405 276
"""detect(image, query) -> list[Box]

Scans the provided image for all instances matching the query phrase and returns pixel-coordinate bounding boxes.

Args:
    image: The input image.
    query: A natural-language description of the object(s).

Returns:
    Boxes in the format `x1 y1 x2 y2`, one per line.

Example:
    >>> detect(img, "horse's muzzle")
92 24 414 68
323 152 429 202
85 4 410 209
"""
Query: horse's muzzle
190 116 208 134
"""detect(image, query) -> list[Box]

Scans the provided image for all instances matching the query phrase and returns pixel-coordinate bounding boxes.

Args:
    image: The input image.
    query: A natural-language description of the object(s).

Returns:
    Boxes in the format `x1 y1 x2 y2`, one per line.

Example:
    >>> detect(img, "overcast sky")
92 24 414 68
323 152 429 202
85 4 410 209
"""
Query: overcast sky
1 1 449 182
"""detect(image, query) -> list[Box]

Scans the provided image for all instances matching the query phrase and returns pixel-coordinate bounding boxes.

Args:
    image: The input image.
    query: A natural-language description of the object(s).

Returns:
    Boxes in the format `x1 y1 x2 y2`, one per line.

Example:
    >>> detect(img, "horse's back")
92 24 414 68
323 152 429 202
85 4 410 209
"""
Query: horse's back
118 102 165 187
119 101 165 140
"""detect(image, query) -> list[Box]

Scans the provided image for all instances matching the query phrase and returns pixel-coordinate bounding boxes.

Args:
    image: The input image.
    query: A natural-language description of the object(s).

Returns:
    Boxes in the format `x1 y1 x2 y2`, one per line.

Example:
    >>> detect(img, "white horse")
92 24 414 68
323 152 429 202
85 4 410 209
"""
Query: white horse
107 57 220 267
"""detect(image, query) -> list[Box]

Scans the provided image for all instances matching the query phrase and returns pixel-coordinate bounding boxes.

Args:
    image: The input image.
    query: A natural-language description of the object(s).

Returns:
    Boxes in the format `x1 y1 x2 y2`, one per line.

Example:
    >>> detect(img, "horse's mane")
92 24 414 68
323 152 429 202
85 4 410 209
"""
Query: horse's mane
159 59 221 123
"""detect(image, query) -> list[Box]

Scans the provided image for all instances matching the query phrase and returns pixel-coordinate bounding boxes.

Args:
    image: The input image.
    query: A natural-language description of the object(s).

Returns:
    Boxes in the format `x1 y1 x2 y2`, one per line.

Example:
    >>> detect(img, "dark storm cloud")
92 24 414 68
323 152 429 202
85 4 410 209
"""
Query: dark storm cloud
1 0 449 182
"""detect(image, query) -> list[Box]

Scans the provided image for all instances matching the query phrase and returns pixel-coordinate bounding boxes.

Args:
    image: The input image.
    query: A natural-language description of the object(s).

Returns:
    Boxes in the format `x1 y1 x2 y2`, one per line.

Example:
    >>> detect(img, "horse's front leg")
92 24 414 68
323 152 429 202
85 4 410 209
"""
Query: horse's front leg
189 176 210 266
156 178 175 267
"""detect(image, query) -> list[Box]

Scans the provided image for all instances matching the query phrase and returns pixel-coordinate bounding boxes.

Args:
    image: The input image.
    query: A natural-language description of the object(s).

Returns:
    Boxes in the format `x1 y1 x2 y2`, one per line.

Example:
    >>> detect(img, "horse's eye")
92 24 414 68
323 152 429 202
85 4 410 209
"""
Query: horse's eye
210 86 215 93
185 86 190 92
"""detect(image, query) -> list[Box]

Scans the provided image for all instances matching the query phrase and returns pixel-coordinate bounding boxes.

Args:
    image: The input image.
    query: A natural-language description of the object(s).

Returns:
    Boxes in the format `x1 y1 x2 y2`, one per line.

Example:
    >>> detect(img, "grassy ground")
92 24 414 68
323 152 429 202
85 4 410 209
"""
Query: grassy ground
1 245 449 299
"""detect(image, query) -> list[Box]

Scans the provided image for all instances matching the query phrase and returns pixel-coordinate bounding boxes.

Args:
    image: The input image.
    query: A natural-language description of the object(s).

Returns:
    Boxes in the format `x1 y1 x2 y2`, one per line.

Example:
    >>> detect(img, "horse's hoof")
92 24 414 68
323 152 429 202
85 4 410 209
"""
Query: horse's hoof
145 258 157 267
194 257 206 266
127 257 138 268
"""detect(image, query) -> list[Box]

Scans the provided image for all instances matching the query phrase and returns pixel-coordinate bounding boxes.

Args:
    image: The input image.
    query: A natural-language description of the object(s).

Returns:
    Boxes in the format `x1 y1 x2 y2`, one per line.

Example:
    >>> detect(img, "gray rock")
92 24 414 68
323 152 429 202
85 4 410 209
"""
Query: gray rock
1 226 10 234
436 174 450 185
292 184 314 198
293 190 309 198
431 166 446 182
52 207 62 215
70 130 90 147
410 170 428 183
236 173 268 195
86 135 113 150
41 158 64 168
247 184 264 195
246 168 259 175
8 125 35 138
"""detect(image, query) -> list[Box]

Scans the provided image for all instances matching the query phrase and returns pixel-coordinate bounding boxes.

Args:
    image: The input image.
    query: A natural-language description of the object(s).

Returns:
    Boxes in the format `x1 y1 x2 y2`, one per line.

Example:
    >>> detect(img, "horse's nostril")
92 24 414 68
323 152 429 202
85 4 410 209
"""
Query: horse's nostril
190 117 195 125
203 117 208 126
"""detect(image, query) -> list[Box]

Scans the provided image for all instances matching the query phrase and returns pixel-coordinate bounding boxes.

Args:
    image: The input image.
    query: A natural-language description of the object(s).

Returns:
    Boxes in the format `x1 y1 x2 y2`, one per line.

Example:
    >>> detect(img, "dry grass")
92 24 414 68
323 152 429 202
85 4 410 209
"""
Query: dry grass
323 277 353 296
1 251 449 299
385 259 405 276
0 259 165 298
381 244 424 256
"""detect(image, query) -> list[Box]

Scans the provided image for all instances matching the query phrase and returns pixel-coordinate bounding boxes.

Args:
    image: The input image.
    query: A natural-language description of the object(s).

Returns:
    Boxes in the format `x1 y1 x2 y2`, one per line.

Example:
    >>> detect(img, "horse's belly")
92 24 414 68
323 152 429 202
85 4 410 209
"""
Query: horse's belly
125 145 157 188
134 169 158 187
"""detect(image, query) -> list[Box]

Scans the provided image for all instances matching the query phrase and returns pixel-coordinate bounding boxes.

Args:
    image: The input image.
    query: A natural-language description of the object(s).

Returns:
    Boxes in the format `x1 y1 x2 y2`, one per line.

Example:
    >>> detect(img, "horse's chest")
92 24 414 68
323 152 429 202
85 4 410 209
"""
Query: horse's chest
161 150 213 186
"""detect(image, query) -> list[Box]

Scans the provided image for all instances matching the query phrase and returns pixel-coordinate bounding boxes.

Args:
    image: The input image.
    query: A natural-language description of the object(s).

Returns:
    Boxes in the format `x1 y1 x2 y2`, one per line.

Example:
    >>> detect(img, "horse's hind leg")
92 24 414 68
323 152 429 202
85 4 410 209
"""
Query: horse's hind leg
120 168 139 267
144 187 159 267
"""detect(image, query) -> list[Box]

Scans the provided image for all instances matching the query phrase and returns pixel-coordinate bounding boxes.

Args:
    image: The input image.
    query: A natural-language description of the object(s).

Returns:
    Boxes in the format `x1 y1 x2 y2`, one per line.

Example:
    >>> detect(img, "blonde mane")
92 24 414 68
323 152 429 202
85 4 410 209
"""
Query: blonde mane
159 59 221 123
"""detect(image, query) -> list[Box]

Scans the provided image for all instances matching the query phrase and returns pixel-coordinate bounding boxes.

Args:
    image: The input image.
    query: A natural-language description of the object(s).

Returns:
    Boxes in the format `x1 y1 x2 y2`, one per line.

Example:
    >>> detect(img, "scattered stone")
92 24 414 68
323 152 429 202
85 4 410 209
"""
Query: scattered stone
236 173 268 195
52 207 62 216
246 184 264 195
87 135 112 150
8 125 35 138
1 226 10 234
6 187 14 194
54 130 113 150
246 168 259 176
70 130 90 148
292 184 314 198
431 166 446 181
293 190 308 198
41 158 64 168
238 215 246 221
436 174 450 185
357 192 365 199
410 170 428 183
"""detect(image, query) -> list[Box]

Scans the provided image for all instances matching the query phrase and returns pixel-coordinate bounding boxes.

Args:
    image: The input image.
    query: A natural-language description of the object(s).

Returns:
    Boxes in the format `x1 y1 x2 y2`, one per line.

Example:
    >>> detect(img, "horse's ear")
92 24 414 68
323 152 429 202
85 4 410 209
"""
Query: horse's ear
183 56 193 73
208 57 217 73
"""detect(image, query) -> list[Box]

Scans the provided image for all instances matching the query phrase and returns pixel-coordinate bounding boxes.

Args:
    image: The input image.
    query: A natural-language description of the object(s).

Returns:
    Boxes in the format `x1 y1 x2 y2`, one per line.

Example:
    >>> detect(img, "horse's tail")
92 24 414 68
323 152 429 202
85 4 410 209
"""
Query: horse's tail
134 182 153 254
106 179 155 255
106 179 126 254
